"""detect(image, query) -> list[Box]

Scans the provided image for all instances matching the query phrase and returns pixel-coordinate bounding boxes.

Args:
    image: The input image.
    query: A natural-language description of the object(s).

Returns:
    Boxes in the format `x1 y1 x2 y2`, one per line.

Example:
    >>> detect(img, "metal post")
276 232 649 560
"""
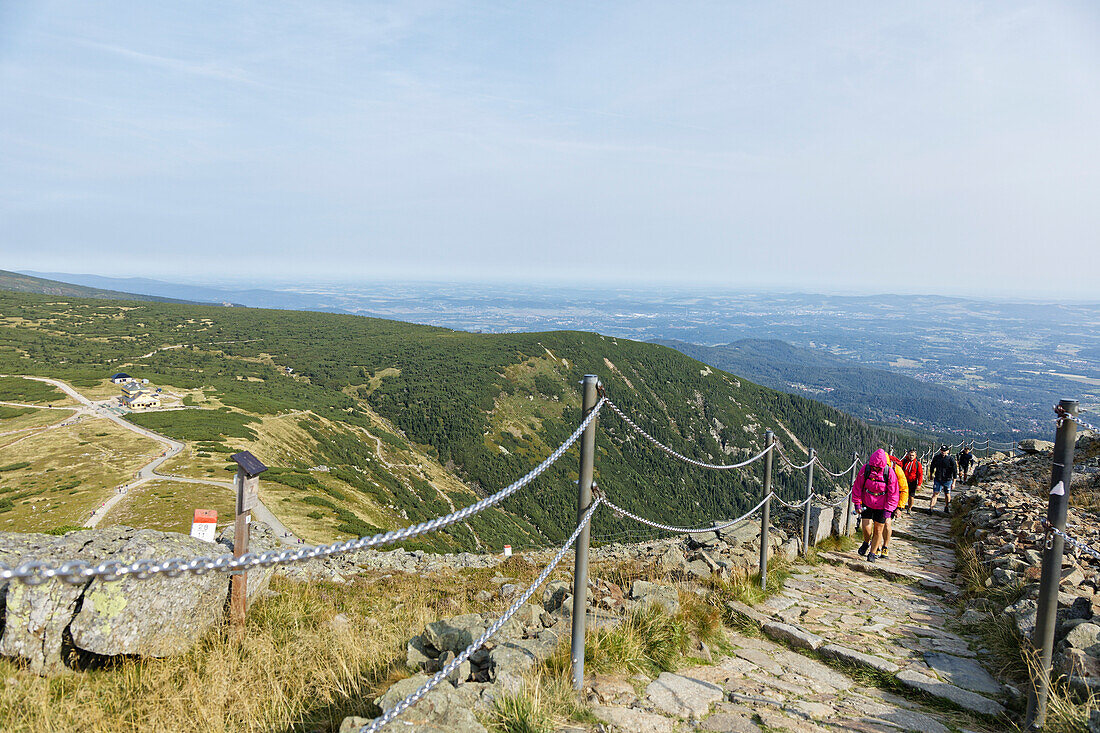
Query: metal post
802 448 815 555
759 430 775 589
844 451 858 536
1025 399 1078 730
570 375 600 692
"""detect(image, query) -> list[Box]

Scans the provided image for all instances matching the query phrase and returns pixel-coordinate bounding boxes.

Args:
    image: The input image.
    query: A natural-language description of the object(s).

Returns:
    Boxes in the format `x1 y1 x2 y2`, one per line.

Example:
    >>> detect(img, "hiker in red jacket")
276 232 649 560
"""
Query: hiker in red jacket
851 449 900 563
901 449 923 513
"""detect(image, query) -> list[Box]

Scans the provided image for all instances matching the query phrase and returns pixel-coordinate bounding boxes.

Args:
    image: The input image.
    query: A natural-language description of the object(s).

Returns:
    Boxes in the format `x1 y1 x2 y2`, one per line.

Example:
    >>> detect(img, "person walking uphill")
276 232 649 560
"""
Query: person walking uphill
957 446 975 482
930 445 958 514
879 455 909 559
852 449 900 563
901 449 923 513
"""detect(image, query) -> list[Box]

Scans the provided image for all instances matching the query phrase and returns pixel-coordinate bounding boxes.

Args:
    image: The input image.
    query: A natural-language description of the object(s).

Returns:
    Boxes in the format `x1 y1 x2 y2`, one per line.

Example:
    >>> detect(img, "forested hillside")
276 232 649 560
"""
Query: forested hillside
0 291 922 549
659 338 1013 437
0 269 202 304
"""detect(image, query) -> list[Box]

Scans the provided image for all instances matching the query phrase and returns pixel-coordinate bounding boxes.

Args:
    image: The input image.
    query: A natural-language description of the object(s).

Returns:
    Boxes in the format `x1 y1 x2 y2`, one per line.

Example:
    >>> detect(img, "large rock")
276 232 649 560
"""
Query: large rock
69 530 229 657
807 506 834 546
368 674 487 733
1018 439 1054 454
630 581 679 615
644 672 724 718
423 614 486 654
922 652 1001 695
0 528 135 673
593 705 676 732
896 669 1005 716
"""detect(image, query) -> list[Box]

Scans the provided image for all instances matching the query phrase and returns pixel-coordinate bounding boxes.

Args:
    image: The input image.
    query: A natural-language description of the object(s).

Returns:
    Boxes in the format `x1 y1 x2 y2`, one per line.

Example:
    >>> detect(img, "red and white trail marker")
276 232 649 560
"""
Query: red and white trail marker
190 509 218 542
503 544 512 557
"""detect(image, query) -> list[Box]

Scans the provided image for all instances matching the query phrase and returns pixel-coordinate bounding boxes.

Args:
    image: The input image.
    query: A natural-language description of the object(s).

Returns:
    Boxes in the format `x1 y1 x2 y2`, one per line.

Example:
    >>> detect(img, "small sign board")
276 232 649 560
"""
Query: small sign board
503 545 512 557
191 509 218 543
236 472 260 513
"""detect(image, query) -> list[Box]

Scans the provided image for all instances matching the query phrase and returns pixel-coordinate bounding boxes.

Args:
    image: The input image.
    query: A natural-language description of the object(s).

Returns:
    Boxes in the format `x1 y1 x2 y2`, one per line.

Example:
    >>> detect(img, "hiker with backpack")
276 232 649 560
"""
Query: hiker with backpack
957 446 975 482
851 449 900 563
879 454 909 559
901 449 923 513
929 445 957 514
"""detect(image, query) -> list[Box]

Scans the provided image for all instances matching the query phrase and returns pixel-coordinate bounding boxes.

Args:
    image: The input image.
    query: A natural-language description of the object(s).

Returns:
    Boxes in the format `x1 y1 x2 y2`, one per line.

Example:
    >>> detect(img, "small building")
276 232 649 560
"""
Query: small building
110 372 132 384
121 381 143 397
123 392 160 409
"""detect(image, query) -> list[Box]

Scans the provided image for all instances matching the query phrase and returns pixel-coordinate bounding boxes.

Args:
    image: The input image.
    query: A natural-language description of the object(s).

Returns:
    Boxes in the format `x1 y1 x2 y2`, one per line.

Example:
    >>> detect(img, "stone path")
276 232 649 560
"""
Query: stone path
581 510 1011 732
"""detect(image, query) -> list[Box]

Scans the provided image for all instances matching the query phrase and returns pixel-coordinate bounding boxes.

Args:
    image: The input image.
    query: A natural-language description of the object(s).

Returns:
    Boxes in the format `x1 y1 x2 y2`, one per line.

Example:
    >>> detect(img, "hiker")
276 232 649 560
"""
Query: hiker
929 445 958 514
957 446 975 482
879 454 909 559
901 449 923 513
851 449 900 563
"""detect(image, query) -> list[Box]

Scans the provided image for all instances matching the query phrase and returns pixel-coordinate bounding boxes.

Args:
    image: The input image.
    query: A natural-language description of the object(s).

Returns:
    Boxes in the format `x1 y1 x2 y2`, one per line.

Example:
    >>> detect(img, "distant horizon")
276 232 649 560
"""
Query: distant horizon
14 267 1100 306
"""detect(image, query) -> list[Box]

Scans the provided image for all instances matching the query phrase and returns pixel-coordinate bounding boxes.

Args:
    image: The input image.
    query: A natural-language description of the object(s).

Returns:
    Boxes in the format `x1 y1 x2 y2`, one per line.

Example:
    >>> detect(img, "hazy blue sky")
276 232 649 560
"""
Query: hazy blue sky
1 1 1098 297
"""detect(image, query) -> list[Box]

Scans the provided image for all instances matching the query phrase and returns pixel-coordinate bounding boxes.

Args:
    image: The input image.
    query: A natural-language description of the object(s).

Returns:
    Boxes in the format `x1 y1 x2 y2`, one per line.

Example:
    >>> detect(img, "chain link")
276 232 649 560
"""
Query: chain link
0 399 605 586
602 493 771 534
602 395 774 470
359 498 602 733
774 443 816 471
814 493 851 508
772 493 813 509
1058 407 1100 433
1040 518 1100 562
816 458 858 478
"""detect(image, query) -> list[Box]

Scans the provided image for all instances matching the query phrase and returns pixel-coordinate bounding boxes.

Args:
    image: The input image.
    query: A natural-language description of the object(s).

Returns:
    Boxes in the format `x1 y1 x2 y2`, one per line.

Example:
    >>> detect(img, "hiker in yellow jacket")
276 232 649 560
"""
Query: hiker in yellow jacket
880 454 909 559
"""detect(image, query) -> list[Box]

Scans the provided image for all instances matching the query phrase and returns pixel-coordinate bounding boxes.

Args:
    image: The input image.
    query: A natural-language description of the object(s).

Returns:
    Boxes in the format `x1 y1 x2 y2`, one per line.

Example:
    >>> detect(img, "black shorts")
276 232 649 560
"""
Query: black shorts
861 507 887 524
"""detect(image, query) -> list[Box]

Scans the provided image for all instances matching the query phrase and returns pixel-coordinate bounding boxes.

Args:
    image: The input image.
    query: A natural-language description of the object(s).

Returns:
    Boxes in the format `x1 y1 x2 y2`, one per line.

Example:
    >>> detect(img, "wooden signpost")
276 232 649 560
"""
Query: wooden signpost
230 451 268 626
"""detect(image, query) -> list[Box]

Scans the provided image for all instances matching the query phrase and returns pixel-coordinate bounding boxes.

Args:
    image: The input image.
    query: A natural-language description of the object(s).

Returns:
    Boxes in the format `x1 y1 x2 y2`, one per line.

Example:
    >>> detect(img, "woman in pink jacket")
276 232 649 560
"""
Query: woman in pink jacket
851 449 900 563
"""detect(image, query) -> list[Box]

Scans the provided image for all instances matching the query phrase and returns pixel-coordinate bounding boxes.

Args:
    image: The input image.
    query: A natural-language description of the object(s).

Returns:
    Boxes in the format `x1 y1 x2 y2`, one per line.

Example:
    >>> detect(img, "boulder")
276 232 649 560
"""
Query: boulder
922 652 1001 695
645 672 724 718
0 528 136 673
1066 623 1100 655
69 530 229 657
807 506 834 546
630 581 679 615
1018 439 1054 454
423 614 486 654
370 674 487 733
542 580 570 612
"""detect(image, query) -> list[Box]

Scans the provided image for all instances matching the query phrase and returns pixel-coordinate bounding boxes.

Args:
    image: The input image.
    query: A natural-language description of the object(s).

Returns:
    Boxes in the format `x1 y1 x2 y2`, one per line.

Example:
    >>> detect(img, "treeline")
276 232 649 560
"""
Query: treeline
0 291 923 549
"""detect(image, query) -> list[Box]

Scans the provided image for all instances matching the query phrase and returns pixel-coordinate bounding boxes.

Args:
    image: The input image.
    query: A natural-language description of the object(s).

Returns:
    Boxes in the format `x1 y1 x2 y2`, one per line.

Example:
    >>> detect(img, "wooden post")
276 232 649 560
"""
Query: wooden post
230 451 268 626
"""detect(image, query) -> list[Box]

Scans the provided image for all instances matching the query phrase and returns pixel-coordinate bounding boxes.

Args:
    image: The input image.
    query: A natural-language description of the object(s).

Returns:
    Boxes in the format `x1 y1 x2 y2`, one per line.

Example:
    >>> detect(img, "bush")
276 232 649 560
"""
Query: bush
0 462 30 472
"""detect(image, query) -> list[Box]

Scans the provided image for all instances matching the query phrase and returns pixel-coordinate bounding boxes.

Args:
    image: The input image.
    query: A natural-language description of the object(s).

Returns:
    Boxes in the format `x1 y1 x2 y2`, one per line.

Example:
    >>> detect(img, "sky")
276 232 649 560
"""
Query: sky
1 1 1098 298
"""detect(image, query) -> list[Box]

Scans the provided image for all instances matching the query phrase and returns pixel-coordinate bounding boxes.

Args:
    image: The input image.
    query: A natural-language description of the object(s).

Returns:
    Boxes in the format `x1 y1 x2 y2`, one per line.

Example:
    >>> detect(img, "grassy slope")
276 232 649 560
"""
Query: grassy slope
0 290 919 549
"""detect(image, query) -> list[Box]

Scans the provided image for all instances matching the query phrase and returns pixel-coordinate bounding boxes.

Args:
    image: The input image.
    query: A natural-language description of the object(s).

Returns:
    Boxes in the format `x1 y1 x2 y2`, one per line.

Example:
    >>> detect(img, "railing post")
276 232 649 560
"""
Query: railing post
570 375 600 692
759 430 775 589
844 450 858 536
1025 399 1078 730
802 448 815 555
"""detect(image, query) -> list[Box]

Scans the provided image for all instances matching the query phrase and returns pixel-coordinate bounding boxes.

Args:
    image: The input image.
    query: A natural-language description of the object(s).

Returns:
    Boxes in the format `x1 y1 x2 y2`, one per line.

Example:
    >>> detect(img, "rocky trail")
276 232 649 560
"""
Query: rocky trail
565 510 1008 733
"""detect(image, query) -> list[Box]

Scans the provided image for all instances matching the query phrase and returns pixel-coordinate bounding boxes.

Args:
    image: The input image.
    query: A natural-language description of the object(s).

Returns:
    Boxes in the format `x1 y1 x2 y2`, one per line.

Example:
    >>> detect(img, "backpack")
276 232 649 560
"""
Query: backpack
863 464 891 495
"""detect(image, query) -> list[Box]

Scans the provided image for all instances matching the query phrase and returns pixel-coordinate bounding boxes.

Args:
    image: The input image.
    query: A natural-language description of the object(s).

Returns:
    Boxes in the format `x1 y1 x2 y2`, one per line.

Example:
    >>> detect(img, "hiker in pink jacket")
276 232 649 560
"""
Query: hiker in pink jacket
851 449 900 563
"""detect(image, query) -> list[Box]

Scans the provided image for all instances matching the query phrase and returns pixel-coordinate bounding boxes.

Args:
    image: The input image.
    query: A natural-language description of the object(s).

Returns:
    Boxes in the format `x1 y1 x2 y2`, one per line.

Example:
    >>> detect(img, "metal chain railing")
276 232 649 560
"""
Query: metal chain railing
602 493 771 534
601 394 774 470
775 442 816 471
1041 518 1100 563
1058 406 1100 433
0 398 606 586
815 458 857 477
772 493 813 509
359 498 602 733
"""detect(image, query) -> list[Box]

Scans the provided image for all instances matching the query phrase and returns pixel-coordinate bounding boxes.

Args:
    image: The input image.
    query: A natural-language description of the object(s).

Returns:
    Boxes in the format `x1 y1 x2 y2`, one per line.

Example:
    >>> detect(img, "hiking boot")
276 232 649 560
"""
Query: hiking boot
866 553 878 563
879 546 889 558
858 541 869 556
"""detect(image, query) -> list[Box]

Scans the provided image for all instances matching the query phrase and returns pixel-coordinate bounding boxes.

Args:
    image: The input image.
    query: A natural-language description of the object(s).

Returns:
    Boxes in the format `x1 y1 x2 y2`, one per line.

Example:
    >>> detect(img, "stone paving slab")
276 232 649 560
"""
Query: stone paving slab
573 511 1007 733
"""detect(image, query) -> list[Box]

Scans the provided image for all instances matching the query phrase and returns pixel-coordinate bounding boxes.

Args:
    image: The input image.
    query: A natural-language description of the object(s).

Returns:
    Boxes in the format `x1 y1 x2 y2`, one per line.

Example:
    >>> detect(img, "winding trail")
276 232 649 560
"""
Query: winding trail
1 374 299 545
